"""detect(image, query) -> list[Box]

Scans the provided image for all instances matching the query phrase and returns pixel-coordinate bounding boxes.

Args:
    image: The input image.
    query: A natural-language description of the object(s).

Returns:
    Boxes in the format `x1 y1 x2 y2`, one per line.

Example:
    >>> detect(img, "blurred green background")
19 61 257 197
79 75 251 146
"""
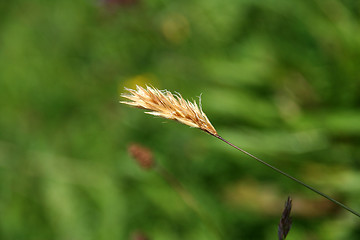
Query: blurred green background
1 0 360 239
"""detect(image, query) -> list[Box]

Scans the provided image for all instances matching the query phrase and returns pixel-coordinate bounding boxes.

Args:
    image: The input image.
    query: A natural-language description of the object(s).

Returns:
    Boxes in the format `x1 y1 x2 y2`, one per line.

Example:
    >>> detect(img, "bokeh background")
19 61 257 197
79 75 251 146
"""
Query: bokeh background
1 0 360 239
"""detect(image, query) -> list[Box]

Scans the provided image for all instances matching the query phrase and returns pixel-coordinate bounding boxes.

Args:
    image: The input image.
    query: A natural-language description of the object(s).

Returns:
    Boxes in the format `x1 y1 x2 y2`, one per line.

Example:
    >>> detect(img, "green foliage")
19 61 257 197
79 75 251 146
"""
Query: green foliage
0 0 360 239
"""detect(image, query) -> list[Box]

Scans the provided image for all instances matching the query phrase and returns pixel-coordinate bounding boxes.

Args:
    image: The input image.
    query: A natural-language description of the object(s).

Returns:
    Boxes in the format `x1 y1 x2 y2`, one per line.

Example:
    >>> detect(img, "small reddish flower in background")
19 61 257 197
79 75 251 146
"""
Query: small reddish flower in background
128 143 154 170
131 231 149 240
99 0 139 10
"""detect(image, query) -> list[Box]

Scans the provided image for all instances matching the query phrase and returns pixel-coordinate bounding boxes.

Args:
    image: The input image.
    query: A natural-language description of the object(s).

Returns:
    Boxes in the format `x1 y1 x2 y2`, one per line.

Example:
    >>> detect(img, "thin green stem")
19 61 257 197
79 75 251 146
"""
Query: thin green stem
214 134 360 218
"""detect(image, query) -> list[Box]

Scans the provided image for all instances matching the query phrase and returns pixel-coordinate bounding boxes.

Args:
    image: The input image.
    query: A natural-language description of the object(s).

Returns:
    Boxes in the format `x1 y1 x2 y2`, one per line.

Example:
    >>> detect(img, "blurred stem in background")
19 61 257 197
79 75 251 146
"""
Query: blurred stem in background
128 143 224 239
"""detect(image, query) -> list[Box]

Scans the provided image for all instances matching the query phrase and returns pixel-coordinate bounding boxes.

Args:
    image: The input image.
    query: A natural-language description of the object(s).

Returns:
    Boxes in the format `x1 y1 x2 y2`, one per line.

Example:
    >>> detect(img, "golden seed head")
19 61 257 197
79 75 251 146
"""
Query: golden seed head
120 85 218 136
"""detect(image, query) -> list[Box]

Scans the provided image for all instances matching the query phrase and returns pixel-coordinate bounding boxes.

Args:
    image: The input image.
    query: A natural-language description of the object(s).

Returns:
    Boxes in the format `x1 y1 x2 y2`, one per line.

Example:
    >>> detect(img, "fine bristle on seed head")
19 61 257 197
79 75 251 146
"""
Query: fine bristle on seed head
120 85 218 136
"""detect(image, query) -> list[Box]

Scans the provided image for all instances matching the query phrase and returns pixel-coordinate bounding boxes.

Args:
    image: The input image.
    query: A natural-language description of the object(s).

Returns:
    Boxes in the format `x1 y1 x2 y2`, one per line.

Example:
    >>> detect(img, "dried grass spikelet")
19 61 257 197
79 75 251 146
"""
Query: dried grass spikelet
278 196 293 240
120 85 218 136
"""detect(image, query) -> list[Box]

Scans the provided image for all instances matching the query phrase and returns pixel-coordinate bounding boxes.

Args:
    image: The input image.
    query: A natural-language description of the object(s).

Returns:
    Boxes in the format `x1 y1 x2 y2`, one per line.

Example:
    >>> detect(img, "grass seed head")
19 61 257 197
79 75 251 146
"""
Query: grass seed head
120 85 218 136
278 196 293 240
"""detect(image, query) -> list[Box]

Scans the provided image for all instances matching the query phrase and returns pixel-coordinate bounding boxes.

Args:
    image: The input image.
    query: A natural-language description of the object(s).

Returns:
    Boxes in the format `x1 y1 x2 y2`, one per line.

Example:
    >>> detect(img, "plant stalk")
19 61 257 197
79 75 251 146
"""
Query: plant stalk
155 165 224 239
214 134 360 218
